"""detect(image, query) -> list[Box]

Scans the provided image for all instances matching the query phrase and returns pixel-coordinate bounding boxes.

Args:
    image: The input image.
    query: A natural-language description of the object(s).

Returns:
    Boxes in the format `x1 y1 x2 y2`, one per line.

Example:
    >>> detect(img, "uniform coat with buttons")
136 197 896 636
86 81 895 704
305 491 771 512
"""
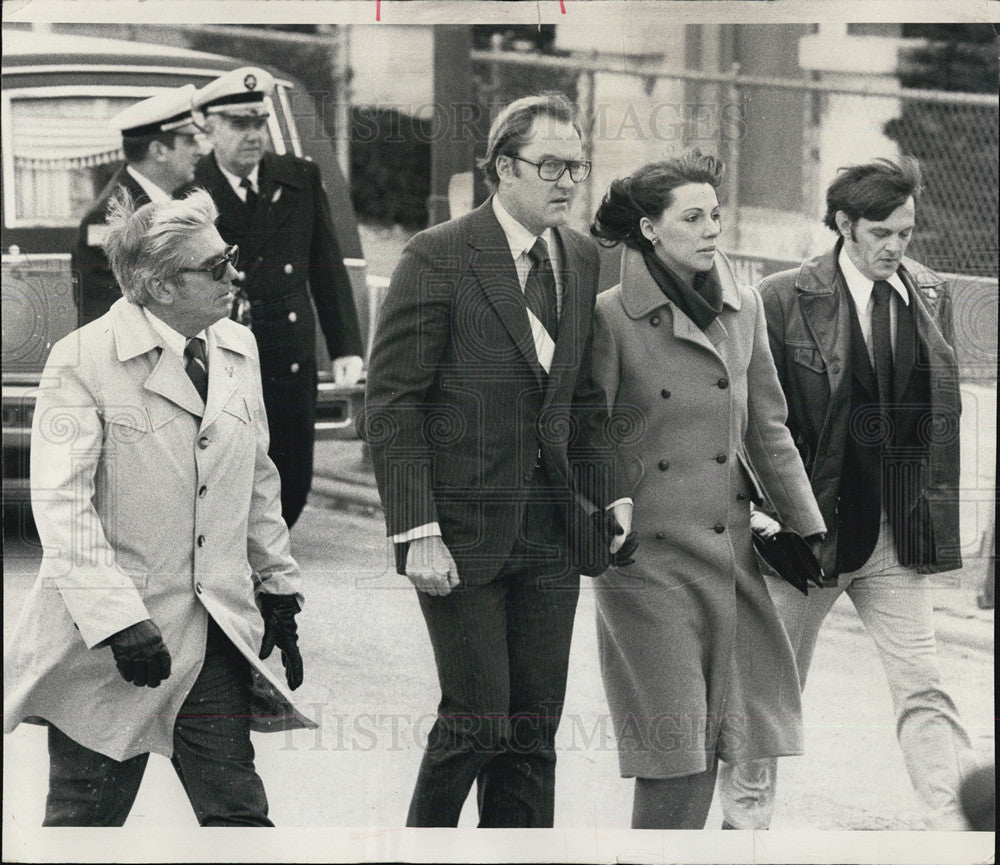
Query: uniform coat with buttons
190 150 363 526
4 299 314 761
71 166 151 327
591 247 825 778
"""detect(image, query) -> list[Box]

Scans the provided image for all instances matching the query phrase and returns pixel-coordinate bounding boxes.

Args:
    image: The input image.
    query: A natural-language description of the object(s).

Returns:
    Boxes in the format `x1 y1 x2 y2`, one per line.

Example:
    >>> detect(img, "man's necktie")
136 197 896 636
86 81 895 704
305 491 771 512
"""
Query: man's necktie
871 280 894 406
240 177 259 213
184 337 209 403
525 237 558 342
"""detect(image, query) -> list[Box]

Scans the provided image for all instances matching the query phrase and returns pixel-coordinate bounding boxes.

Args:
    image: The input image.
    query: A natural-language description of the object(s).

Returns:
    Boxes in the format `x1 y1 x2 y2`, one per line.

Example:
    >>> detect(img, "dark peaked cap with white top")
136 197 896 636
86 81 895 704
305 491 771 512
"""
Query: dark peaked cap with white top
193 67 274 118
112 84 199 137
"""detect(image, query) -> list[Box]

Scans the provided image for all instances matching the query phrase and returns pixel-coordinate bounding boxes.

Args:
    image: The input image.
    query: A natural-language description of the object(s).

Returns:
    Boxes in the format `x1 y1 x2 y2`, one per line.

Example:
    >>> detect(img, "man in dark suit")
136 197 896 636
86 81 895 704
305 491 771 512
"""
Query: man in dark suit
720 158 974 830
191 67 363 528
363 93 629 828
71 86 201 326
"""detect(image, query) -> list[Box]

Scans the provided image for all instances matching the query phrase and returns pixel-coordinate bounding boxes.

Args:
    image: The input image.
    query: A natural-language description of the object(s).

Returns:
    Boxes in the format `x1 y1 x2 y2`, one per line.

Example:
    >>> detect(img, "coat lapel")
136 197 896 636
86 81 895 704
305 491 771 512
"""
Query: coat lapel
112 301 205 418
545 227 583 395
795 249 851 401
200 327 247 432
252 154 302 253
468 201 547 386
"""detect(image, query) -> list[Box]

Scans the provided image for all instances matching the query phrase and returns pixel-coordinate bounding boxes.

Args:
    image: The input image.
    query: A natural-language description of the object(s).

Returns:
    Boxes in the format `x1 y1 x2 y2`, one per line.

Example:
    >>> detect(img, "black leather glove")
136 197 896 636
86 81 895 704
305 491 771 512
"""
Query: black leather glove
107 619 172 688
598 511 639 568
259 594 303 690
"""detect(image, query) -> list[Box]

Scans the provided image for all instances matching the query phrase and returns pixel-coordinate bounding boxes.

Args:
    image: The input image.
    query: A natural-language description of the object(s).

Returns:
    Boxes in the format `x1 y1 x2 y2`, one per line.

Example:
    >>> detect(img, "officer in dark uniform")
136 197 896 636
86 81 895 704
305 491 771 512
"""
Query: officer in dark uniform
191 68 363 528
71 85 201 326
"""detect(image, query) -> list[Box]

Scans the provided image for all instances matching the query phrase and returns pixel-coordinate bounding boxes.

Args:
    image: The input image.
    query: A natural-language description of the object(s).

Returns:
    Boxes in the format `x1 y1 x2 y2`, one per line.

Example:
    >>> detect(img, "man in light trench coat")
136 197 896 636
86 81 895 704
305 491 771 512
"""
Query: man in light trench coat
4 188 315 826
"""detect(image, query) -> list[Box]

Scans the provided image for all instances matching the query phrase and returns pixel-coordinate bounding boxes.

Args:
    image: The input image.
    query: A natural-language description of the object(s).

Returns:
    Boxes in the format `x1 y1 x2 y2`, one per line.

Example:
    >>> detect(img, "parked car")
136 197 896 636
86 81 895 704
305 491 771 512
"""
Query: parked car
1 27 377 522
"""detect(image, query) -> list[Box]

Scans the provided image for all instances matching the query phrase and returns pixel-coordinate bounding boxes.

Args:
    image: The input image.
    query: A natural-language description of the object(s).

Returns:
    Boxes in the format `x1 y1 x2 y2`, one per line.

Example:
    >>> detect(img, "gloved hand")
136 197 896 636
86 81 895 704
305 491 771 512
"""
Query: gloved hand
107 619 172 688
597 510 639 568
259 594 303 690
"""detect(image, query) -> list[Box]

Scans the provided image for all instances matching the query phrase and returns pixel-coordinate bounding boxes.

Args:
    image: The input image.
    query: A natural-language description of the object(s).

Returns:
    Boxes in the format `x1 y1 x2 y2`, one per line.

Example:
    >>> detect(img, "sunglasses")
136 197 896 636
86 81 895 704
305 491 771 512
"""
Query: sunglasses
179 244 239 281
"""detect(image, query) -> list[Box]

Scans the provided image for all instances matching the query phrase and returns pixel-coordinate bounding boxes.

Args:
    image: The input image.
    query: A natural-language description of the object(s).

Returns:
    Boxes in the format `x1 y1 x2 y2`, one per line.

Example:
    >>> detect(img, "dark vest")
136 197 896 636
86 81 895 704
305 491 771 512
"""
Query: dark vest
835 285 929 574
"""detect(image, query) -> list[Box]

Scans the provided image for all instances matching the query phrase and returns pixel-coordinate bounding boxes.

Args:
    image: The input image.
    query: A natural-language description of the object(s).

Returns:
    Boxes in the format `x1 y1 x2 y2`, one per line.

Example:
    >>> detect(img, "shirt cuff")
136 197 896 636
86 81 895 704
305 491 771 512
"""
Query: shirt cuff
390 522 442 543
606 498 633 510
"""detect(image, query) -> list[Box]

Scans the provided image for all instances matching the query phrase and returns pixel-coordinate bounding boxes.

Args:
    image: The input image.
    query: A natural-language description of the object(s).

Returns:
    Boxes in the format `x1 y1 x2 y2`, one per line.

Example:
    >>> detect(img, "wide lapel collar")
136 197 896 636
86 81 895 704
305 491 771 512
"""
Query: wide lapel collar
197 154 250 244
112 301 205 418
620 247 721 362
468 199 547 386
796 246 851 398
200 323 247 432
896 261 953 399
545 226 583 396
254 153 302 248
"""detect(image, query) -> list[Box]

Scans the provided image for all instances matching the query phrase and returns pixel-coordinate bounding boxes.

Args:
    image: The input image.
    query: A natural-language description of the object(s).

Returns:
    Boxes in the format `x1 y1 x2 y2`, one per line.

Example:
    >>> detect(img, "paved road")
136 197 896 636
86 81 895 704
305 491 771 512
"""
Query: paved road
3 503 993 835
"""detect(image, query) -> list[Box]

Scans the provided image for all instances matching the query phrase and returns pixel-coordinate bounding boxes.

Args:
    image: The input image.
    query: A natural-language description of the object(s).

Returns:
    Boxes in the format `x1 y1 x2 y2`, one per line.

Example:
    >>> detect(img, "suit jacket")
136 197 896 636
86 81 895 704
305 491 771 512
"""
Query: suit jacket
758 243 963 577
4 299 315 761
363 199 620 584
71 165 150 327
191 151 362 380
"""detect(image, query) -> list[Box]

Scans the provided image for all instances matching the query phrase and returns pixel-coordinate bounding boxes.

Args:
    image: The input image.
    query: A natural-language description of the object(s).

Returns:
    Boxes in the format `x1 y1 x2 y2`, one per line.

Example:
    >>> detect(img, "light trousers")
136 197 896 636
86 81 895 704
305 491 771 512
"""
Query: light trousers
720 517 973 830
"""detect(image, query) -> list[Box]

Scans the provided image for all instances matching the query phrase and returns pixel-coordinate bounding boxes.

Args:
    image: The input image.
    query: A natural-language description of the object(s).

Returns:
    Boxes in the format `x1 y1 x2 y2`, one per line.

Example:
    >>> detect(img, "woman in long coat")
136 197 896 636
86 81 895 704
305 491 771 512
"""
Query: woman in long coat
590 151 826 829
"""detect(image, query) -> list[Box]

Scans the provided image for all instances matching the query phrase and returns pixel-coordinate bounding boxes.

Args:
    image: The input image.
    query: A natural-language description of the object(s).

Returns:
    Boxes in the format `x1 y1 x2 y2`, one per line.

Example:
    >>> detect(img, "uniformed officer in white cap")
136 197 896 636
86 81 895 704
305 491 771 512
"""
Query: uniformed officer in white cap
72 85 202 326
190 67 363 529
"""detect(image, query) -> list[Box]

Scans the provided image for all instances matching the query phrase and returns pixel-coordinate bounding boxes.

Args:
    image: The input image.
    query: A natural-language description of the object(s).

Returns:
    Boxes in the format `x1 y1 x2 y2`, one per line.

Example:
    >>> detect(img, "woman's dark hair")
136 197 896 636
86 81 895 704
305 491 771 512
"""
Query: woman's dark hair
590 149 725 252
823 156 922 232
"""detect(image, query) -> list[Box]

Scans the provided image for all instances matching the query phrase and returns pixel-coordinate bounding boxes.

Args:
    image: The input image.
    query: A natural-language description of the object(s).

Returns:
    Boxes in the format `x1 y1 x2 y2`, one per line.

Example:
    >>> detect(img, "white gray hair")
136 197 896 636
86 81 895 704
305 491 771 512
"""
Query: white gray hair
104 188 219 305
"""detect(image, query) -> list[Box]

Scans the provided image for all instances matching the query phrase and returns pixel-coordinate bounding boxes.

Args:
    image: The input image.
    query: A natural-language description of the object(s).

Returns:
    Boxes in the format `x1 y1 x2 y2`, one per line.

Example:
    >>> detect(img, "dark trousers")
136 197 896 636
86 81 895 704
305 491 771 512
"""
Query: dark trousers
407 492 581 828
262 361 317 529
43 619 272 827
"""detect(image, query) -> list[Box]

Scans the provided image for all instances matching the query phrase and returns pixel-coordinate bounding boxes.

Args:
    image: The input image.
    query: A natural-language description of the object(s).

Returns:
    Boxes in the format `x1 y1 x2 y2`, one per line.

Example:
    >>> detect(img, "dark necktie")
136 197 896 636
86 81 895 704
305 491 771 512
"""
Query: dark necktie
240 177 259 213
871 280 894 406
184 337 209 403
525 237 558 342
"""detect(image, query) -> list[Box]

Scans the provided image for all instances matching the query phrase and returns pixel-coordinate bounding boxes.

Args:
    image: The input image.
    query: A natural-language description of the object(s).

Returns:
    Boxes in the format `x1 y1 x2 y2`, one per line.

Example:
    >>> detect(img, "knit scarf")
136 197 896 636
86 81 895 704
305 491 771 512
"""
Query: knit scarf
641 249 723 332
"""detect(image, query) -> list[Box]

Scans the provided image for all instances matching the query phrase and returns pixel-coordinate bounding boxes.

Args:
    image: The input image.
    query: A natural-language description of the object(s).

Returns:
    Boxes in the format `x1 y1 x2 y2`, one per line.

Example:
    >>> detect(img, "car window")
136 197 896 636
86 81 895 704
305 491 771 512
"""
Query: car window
3 89 281 230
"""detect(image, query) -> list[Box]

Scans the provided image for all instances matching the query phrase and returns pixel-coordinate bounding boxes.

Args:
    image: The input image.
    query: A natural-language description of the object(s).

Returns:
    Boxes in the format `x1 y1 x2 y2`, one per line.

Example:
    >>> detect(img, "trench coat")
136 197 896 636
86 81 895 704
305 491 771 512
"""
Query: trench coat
4 299 315 761
591 247 825 778
190 152 363 527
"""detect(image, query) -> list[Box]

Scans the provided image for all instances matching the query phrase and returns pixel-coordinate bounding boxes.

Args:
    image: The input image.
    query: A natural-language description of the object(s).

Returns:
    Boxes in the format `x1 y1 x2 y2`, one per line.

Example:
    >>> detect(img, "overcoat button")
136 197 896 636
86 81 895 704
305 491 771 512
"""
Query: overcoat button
198 436 209 449
736 492 747 501
658 460 669 471
198 485 207 498
284 263 293 275
714 523 725 534
716 454 727 464
655 532 666 540
661 389 671 398
197 535 206 547
290 362 300 374
717 378 729 389
254 256 263 264
832 364 841 375
288 311 297 323
650 316 661 326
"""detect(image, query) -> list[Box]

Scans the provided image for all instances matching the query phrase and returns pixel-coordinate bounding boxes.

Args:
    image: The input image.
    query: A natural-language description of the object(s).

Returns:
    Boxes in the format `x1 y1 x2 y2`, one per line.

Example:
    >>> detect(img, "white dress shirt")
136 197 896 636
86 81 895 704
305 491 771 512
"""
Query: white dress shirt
838 246 909 362
217 161 260 202
126 166 171 204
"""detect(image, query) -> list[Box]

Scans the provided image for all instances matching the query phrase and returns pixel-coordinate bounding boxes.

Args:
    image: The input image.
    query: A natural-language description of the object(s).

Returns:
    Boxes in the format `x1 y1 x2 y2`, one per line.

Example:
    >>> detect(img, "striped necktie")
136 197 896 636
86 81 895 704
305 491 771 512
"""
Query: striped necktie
525 237 558 341
184 337 209 403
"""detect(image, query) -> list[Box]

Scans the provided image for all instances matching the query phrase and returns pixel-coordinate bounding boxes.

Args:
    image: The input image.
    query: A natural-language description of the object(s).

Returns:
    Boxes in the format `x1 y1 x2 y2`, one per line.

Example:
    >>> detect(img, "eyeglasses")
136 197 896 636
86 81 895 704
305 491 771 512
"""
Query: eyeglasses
179 244 239 281
509 155 592 183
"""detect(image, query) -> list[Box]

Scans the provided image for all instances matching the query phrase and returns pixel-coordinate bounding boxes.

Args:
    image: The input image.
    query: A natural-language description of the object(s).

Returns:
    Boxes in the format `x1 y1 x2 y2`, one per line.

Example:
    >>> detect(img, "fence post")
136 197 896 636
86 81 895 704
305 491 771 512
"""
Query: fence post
724 61 741 250
579 54 598 227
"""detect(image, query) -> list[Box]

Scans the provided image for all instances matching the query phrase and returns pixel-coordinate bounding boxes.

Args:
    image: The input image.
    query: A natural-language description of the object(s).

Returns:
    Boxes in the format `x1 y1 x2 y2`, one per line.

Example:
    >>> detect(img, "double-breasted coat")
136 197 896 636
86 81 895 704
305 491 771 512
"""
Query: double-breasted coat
4 299 315 761
191 151 363 526
71 166 151 327
591 247 825 778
